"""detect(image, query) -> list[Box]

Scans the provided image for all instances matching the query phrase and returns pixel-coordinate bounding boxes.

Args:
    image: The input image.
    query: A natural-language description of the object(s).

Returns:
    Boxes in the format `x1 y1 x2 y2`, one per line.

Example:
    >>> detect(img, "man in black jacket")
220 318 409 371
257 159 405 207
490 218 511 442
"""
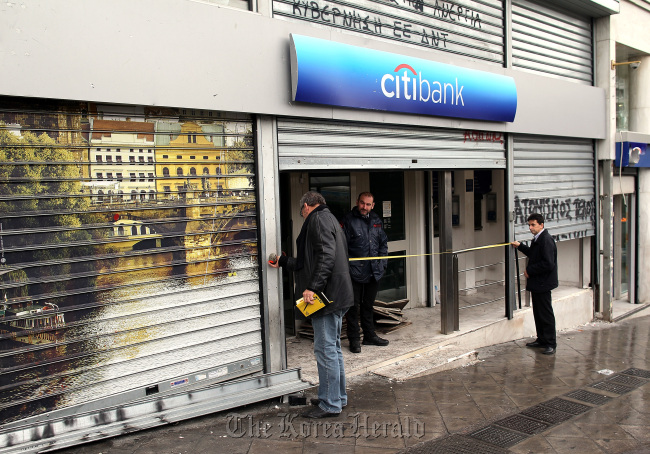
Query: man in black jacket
342 192 389 353
511 213 558 355
270 191 354 418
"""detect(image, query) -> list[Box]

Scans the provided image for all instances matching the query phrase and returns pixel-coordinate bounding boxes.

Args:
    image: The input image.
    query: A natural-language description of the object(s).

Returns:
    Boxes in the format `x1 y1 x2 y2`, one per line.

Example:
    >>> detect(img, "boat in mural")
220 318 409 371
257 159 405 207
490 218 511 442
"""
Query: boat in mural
0 300 66 345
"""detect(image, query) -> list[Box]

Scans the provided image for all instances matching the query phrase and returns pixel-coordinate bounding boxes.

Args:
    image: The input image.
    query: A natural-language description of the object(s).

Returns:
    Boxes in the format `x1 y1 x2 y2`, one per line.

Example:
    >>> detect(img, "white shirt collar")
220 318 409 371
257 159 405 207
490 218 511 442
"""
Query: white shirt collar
533 228 545 241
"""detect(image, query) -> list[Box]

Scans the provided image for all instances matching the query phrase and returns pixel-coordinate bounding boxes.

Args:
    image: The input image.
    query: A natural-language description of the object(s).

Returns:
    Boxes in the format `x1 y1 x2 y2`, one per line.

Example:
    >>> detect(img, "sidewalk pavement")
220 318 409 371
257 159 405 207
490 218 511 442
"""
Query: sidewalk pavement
59 312 650 454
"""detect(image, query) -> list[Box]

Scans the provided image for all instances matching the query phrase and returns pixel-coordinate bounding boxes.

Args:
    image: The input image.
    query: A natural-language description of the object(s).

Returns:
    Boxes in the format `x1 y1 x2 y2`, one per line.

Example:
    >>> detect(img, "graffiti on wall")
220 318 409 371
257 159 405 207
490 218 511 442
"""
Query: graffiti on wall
274 0 503 61
514 195 596 228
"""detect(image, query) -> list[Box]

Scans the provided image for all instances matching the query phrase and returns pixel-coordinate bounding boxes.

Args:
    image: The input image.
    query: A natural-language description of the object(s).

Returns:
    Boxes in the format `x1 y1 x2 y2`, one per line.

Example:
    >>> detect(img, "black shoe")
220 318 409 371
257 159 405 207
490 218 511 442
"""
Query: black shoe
301 406 339 419
542 346 556 355
526 341 544 348
362 335 389 346
349 340 361 353
310 398 347 409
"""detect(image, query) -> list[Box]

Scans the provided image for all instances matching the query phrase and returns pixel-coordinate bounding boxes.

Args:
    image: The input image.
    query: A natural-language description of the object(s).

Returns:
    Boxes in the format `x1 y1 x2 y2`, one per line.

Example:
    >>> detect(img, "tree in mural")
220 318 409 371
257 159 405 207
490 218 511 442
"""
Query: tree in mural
0 127 100 300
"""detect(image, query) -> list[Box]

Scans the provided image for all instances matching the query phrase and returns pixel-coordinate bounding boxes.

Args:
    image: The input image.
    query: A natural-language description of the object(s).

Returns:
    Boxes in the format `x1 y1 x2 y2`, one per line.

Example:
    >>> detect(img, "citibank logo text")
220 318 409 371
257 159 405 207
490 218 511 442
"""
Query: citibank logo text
380 64 464 106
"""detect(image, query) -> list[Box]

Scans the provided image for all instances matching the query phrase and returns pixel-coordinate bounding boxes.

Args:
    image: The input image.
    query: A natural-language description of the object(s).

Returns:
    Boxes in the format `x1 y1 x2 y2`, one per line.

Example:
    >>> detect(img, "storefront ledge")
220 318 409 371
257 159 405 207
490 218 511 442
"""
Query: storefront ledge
289 287 593 384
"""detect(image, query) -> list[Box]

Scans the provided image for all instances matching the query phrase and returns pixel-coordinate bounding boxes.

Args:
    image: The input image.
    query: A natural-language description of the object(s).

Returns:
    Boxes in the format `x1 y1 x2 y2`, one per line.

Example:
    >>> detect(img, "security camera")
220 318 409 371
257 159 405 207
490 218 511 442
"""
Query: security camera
630 61 641 70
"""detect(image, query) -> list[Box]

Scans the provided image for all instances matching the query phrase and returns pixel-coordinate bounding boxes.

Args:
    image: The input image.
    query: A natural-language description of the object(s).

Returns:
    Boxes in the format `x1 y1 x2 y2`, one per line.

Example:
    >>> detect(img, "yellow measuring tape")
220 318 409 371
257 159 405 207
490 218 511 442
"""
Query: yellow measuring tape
348 242 512 261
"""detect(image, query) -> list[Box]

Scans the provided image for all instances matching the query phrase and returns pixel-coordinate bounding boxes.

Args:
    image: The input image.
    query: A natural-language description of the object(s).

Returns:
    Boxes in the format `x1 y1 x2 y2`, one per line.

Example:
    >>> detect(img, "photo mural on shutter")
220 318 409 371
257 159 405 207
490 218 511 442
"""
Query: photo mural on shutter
274 0 505 64
0 98 262 426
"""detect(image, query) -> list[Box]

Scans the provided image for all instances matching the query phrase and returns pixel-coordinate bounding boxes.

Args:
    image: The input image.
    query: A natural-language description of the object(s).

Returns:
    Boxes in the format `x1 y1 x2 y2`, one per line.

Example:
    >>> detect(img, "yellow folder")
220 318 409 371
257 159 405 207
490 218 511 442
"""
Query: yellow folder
295 292 331 317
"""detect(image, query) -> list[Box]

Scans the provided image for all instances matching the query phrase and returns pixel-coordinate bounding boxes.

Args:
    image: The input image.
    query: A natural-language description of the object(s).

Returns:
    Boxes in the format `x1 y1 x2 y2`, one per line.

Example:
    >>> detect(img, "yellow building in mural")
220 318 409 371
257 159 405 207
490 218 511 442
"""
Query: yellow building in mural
155 122 226 199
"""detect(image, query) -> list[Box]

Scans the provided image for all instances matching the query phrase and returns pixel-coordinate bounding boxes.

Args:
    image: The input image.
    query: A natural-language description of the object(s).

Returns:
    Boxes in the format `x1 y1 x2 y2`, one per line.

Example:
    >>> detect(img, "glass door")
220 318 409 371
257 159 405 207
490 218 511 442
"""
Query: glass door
614 194 635 301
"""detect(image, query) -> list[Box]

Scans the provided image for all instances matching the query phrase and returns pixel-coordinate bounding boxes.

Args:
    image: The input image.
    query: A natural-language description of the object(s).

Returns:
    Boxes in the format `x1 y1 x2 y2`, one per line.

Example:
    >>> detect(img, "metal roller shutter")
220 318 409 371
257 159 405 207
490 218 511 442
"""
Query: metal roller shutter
513 135 596 241
0 98 268 437
273 0 506 64
512 0 593 84
277 119 506 170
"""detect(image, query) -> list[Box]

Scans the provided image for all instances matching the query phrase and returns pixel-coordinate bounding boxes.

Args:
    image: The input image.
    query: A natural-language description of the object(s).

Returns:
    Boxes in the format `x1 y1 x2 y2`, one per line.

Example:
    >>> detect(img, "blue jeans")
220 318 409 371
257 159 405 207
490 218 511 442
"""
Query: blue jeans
311 309 347 413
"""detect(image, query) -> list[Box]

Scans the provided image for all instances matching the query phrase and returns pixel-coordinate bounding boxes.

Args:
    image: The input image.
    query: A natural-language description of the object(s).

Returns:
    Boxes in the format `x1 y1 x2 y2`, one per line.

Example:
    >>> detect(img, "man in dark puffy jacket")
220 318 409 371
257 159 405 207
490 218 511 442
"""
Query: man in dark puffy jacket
270 191 353 418
511 213 558 355
342 192 389 353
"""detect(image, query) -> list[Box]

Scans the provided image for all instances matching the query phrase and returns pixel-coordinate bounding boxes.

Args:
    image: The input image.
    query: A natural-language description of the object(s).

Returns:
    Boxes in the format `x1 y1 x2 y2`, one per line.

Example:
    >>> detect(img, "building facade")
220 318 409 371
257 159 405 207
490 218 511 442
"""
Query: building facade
595 0 650 320
0 0 625 451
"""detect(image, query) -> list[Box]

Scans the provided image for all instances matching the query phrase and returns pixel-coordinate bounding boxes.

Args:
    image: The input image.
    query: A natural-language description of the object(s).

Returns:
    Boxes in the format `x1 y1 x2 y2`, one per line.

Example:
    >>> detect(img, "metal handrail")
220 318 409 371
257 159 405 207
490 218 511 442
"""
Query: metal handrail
458 261 504 273
459 279 505 292
459 295 504 310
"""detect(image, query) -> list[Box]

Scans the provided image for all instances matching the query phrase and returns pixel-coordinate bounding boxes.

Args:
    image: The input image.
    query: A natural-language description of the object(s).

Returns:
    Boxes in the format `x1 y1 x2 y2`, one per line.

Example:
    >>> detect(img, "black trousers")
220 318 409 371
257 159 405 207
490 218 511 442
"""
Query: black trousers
346 279 379 341
531 290 556 348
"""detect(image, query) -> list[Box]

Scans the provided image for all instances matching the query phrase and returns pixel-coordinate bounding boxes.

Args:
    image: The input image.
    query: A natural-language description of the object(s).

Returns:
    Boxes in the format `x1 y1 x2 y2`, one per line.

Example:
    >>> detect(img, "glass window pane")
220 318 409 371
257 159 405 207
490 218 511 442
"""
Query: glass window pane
376 251 407 302
370 172 405 241
309 173 350 222
621 201 629 294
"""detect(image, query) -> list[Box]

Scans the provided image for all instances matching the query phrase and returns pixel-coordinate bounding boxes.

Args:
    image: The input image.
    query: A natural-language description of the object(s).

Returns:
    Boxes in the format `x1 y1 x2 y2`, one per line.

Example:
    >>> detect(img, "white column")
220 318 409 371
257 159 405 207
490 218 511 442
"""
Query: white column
456 170 476 295
256 115 285 372
630 56 650 303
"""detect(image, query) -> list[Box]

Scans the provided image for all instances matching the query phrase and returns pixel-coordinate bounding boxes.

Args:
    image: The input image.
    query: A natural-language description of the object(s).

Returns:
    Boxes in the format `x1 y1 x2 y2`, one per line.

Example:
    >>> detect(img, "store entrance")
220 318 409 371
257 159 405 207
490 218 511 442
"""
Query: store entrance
279 168 509 337
279 170 411 335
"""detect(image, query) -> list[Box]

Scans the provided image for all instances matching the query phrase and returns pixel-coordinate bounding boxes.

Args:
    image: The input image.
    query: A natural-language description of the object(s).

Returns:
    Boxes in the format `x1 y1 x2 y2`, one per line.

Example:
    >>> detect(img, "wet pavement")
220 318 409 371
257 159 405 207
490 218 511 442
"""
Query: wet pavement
57 312 650 454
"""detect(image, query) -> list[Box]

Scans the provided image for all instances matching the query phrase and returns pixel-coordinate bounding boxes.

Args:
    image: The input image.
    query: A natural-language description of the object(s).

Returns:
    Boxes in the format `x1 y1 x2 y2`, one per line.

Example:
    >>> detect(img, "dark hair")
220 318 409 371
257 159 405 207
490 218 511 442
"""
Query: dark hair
299 191 326 209
527 213 545 225
357 191 374 202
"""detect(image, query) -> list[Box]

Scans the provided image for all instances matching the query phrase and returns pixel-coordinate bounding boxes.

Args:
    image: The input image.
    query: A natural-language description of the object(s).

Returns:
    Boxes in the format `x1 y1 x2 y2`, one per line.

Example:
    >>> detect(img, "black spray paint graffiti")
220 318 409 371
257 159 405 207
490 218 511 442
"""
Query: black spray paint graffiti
514 196 596 226
290 0 482 49
554 231 589 241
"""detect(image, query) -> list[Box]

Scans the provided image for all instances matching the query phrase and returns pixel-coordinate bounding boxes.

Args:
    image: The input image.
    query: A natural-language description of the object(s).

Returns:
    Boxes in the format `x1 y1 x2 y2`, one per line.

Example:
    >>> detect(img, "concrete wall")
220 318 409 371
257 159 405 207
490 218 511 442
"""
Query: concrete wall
1 0 606 140
434 288 594 351
599 1 650 307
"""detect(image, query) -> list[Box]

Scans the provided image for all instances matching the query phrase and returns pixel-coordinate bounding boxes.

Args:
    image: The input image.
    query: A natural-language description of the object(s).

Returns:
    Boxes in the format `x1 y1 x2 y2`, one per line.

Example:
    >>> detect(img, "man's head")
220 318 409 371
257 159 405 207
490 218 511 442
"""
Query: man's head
527 213 545 236
299 191 326 218
356 192 375 217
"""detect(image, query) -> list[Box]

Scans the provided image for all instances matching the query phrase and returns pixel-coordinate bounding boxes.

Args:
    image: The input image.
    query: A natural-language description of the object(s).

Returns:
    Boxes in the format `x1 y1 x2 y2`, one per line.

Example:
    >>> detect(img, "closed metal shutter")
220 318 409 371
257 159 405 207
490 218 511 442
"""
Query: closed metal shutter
512 0 593 84
277 119 506 170
273 0 506 64
513 135 596 240
0 99 263 426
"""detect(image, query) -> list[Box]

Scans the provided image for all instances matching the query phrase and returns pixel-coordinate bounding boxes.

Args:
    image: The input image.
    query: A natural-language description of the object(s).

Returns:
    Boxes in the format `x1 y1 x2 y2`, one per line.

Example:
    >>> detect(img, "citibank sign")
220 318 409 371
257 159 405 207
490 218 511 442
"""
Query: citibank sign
290 34 517 123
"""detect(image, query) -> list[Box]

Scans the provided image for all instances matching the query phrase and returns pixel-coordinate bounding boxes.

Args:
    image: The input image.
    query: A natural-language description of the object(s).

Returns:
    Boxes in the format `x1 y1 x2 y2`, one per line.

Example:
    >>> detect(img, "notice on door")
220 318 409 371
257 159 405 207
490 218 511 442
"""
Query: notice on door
383 201 392 218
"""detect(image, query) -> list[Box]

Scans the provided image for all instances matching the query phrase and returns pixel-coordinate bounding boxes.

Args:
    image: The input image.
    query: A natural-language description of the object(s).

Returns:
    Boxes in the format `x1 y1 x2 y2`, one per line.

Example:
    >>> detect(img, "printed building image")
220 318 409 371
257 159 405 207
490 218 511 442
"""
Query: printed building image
1 0 645 452
87 119 156 203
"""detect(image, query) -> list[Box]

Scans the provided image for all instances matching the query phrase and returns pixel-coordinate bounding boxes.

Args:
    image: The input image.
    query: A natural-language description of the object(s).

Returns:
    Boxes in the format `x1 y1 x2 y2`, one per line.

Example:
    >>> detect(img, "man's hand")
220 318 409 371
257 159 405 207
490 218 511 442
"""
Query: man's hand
303 289 315 305
268 253 280 268
511 241 520 248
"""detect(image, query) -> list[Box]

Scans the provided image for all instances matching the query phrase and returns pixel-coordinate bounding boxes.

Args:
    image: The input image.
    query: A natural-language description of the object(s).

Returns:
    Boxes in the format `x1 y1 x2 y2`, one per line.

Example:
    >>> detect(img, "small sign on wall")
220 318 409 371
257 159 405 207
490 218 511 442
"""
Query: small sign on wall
383 201 392 217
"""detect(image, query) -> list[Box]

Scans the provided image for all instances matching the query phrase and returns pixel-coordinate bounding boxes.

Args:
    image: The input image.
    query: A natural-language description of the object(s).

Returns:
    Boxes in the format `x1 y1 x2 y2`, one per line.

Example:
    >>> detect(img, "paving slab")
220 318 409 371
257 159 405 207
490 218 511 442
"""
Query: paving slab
54 313 650 454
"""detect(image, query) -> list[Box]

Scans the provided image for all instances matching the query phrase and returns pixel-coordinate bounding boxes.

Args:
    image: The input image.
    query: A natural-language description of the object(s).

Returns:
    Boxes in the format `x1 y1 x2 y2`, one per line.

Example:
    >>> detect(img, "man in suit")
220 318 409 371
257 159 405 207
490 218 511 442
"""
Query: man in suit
511 213 558 355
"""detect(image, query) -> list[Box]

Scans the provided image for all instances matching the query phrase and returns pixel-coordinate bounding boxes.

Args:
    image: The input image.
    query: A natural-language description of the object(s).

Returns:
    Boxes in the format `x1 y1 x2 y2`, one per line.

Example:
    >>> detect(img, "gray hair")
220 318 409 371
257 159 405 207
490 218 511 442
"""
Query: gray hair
299 191 326 209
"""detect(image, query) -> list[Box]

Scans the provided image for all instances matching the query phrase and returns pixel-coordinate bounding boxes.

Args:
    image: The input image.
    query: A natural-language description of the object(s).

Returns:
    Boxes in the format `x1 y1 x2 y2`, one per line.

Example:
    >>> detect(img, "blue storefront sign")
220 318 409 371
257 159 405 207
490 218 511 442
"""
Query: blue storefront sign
290 34 518 123
616 141 649 167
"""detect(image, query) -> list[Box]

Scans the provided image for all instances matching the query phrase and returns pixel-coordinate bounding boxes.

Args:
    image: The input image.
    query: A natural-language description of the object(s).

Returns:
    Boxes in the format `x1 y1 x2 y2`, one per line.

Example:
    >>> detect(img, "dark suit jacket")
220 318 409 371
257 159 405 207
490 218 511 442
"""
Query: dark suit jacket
517 229 558 293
